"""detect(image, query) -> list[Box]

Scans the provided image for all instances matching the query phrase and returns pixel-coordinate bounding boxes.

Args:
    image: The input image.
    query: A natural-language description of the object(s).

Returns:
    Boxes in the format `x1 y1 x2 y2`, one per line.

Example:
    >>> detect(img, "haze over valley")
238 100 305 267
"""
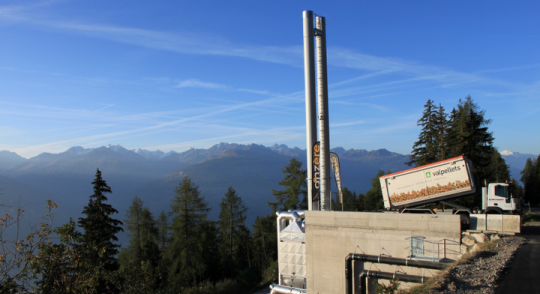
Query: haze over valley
1 142 534 245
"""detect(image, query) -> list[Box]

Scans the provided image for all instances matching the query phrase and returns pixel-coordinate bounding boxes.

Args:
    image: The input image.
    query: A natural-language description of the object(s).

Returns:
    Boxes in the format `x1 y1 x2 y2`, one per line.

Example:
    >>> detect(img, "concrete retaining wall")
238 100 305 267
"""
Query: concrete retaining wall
304 211 461 294
469 214 521 233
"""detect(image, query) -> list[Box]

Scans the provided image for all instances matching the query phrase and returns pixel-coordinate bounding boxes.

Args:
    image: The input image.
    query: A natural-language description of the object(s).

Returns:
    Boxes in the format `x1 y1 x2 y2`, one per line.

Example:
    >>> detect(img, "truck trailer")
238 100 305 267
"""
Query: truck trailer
379 156 521 228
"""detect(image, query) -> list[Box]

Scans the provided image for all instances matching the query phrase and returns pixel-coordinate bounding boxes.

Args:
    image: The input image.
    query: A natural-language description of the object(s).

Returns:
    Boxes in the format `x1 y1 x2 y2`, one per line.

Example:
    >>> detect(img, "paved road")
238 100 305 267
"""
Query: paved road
495 223 540 294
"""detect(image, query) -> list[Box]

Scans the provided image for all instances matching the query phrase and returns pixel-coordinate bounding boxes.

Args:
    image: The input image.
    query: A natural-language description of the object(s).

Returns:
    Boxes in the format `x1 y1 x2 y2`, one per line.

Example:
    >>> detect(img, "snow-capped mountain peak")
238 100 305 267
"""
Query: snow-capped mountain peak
500 150 514 156
106 144 130 154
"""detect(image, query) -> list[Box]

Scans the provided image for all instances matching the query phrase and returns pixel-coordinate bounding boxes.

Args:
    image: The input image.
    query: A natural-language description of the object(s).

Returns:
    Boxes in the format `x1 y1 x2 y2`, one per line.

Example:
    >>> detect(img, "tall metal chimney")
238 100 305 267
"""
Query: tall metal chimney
303 10 318 211
314 15 331 211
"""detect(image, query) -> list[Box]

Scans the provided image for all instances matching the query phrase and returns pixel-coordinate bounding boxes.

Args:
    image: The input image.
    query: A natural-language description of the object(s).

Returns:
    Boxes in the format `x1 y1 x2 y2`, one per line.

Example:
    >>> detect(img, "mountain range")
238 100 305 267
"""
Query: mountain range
500 150 537 183
0 143 536 244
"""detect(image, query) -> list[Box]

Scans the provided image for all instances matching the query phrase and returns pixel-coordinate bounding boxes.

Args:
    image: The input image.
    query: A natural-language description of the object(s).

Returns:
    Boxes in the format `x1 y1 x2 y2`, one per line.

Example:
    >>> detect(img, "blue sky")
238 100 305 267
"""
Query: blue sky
1 1 539 158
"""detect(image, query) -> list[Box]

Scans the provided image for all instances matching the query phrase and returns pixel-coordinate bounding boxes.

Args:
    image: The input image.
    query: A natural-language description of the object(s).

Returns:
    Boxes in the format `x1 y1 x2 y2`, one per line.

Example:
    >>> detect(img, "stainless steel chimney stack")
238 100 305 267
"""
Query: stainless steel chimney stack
303 11 331 211
314 15 331 211
303 10 318 211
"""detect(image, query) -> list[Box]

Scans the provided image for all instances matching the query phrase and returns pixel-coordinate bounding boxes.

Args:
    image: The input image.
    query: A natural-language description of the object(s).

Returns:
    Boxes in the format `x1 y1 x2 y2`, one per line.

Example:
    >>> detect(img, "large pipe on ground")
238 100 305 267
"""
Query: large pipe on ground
315 15 331 211
345 253 449 294
303 10 317 211
269 283 307 294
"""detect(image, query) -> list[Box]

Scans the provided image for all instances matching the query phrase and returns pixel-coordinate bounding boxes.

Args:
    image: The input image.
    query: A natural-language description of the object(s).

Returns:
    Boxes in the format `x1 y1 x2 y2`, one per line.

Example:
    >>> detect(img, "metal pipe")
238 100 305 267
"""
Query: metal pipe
345 253 448 294
355 271 427 294
303 10 318 211
315 15 331 211
364 270 427 283
269 283 307 294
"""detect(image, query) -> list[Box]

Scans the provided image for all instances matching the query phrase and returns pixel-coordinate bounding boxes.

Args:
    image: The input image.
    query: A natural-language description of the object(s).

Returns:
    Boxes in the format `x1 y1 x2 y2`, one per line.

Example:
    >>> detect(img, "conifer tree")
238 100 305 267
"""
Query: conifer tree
78 169 123 272
166 176 210 287
486 149 510 183
156 211 170 251
445 108 461 157
446 97 494 207
268 158 307 211
521 156 540 205
334 187 357 211
121 196 160 267
406 99 438 166
218 186 248 278
455 97 494 173
434 103 449 161
251 215 277 279
363 170 387 211
356 192 365 211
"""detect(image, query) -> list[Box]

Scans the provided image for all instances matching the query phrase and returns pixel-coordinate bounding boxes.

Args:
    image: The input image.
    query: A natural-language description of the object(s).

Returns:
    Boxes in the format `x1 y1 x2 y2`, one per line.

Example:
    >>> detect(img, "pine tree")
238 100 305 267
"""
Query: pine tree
217 186 248 278
406 99 438 166
268 158 307 211
78 169 124 272
521 156 540 206
166 176 210 287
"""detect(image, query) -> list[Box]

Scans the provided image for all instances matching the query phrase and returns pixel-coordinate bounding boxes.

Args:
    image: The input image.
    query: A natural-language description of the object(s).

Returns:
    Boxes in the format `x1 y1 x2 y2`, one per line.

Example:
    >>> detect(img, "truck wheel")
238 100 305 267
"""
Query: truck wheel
460 214 470 230
486 207 503 214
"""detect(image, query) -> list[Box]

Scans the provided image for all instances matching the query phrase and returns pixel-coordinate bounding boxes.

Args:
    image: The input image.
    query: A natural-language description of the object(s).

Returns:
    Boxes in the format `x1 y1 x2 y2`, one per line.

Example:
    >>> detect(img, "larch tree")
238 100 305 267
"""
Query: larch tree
156 210 170 252
166 176 210 287
217 186 248 277
121 196 159 267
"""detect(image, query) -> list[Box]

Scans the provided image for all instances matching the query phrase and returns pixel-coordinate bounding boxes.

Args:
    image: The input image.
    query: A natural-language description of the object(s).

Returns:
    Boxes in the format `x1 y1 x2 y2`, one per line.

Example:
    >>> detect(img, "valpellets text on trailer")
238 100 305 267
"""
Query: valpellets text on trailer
379 156 476 210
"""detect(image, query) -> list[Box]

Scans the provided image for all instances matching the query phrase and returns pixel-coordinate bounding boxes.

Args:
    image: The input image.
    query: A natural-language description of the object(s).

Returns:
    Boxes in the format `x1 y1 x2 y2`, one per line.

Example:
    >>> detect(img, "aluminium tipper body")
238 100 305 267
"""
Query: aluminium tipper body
379 156 476 210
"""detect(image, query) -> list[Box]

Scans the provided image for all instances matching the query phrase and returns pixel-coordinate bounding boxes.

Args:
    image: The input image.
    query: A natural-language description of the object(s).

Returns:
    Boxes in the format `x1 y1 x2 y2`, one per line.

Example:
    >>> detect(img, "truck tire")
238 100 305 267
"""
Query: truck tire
460 214 470 230
486 207 503 214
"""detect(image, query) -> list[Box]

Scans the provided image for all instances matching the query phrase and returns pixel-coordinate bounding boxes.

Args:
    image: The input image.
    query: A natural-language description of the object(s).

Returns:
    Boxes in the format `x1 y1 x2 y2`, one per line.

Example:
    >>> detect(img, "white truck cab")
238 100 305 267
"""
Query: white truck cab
483 182 520 214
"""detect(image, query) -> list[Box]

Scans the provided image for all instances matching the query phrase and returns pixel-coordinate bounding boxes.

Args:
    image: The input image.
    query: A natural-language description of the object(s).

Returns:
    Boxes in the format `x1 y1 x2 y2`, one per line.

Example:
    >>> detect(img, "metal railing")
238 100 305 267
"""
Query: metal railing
405 236 460 261
280 274 306 289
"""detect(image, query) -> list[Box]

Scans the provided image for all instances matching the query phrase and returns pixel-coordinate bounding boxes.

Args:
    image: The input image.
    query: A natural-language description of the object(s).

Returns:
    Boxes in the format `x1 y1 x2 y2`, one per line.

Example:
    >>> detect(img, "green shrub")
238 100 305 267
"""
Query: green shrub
262 260 278 284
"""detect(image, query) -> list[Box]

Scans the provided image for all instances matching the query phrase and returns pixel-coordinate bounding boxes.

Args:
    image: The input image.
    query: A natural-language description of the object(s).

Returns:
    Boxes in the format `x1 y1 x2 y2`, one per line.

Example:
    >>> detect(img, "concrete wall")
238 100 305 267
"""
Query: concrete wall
469 214 521 233
304 211 461 294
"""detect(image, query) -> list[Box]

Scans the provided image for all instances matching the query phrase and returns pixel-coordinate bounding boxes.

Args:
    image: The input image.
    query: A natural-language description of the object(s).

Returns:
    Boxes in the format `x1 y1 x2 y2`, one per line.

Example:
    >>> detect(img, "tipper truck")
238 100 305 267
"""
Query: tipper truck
379 156 521 228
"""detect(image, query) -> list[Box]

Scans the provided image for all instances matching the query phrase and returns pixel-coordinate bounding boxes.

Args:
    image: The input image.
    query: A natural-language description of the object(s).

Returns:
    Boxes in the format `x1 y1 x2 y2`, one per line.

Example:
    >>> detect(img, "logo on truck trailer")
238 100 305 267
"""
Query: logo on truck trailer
431 166 461 177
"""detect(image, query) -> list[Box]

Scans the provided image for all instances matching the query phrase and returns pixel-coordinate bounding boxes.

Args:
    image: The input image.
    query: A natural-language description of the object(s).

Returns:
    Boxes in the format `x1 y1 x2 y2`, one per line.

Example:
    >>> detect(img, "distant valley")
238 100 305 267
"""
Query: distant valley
0 143 536 244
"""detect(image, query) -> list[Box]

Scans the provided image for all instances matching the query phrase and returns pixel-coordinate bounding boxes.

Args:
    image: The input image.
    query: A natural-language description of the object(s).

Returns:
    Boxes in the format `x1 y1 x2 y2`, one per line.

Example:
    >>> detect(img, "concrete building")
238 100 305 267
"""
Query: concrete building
275 210 462 294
